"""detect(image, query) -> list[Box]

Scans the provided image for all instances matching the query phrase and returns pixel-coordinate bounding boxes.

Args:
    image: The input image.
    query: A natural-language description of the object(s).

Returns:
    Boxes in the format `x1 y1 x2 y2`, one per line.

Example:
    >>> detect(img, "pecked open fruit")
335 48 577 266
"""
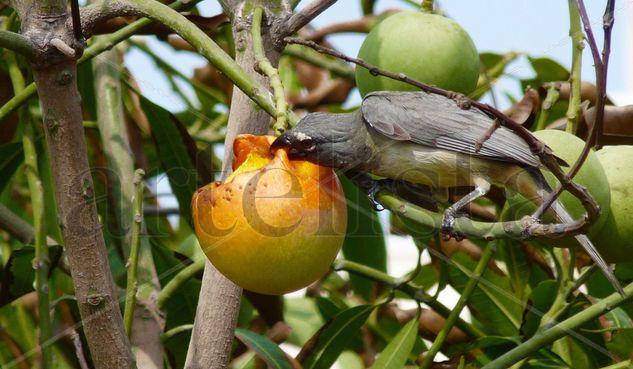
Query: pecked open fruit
192 135 347 295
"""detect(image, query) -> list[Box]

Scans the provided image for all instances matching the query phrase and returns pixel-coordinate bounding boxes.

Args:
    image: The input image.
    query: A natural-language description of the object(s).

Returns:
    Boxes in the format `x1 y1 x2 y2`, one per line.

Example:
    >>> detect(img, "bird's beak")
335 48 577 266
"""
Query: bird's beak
270 134 292 153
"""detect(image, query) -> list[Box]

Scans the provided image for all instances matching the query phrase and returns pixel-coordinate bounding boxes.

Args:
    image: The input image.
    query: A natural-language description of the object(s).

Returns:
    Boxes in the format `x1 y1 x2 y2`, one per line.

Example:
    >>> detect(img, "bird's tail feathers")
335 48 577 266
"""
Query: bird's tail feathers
550 199 624 295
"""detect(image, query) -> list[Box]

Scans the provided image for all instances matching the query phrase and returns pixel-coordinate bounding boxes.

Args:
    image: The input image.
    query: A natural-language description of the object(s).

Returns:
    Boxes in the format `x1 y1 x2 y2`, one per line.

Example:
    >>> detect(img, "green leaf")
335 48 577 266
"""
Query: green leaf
315 296 344 322
285 297 324 346
340 176 387 300
138 93 199 227
0 245 63 306
521 280 558 338
528 57 570 83
235 328 294 369
298 304 377 369
77 60 98 121
0 142 24 194
371 317 418 369
448 251 522 336
497 238 530 302
36 139 62 242
607 328 633 358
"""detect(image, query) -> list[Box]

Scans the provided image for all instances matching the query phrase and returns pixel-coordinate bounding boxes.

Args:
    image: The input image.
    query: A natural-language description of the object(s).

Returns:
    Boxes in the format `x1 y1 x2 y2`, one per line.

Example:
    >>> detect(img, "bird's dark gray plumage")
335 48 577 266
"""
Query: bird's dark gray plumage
361 91 542 167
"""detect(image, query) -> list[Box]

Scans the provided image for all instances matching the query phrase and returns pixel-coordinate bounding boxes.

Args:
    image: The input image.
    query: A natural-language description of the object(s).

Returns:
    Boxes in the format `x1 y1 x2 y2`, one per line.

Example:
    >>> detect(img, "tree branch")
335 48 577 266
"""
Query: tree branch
79 0 144 38
0 29 35 59
18 0 133 366
274 0 338 44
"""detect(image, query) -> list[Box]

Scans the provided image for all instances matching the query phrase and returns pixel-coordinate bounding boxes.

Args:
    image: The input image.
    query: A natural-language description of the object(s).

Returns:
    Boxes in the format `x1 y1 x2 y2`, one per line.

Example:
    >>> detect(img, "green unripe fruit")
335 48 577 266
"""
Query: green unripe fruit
505 130 611 247
355 11 480 97
593 146 633 263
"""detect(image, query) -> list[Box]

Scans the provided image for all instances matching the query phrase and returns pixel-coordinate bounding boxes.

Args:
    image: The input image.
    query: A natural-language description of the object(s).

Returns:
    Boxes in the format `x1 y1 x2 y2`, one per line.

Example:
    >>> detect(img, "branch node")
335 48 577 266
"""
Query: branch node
50 38 76 58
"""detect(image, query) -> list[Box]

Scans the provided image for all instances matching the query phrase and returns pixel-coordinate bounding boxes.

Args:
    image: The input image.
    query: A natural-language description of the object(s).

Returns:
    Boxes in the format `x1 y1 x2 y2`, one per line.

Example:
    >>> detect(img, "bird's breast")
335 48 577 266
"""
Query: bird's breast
367 141 517 189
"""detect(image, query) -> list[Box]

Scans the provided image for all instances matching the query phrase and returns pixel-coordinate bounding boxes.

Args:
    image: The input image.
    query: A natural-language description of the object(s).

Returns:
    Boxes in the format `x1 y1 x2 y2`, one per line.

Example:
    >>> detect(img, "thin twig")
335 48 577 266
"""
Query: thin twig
161 324 194 342
278 0 338 41
420 242 496 369
123 169 145 337
332 259 485 339
0 29 35 59
70 0 84 42
565 0 583 134
284 36 601 231
157 259 205 309
69 329 90 369
252 7 290 134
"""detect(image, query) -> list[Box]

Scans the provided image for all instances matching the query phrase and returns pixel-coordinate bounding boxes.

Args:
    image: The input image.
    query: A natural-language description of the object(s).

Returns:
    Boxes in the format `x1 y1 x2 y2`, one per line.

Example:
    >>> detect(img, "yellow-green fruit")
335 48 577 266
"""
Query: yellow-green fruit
355 11 479 97
505 130 611 246
592 146 633 263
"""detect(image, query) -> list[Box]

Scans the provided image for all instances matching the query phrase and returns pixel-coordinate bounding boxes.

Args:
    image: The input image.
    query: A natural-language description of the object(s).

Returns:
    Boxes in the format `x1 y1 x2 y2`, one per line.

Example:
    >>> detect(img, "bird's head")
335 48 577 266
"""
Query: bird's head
271 112 365 169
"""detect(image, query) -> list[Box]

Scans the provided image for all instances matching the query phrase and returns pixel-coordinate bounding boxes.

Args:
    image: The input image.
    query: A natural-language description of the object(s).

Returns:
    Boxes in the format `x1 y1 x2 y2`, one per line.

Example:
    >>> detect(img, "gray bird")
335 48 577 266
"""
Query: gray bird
271 90 623 295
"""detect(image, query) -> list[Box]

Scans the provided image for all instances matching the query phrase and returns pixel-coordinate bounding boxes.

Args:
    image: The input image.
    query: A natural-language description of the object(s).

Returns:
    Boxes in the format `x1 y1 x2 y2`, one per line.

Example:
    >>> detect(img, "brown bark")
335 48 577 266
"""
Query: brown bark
33 61 133 368
20 2 133 365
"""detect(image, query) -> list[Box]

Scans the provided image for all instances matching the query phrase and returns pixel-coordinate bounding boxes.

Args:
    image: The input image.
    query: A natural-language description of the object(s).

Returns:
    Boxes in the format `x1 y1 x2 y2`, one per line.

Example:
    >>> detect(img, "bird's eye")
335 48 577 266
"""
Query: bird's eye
302 139 315 151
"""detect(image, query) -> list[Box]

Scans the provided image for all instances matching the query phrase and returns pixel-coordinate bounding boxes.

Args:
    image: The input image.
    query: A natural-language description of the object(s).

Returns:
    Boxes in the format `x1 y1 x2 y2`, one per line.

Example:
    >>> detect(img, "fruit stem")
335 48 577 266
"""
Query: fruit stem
420 0 434 13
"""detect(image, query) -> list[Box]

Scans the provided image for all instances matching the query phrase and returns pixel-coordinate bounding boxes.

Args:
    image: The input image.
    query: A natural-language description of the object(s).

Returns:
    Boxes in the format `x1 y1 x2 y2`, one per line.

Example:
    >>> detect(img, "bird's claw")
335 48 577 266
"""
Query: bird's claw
441 209 464 241
367 179 394 211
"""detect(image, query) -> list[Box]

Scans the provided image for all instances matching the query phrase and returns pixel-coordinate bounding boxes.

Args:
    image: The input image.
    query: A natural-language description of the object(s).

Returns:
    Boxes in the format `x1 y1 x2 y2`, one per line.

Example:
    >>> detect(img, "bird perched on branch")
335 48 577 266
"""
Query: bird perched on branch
271 90 623 295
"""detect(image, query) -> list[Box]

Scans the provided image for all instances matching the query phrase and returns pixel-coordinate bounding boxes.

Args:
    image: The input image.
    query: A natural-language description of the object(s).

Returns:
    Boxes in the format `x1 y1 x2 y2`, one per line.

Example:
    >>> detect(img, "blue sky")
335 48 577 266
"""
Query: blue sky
124 0 633 112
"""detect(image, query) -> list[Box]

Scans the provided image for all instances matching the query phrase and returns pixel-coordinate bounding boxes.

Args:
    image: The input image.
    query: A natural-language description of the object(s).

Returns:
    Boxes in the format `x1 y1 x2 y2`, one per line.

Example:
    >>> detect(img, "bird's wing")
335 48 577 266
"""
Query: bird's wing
361 91 542 167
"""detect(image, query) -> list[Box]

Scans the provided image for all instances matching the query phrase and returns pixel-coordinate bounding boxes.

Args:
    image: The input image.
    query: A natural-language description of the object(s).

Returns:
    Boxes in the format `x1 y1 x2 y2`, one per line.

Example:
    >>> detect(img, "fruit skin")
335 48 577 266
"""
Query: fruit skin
505 130 611 246
355 11 479 97
593 146 633 263
192 135 347 295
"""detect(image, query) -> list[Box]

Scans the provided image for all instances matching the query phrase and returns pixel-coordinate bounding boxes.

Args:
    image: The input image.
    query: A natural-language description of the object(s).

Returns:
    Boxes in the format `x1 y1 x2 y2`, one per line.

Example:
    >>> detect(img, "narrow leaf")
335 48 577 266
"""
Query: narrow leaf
0 142 24 194
298 304 377 369
371 317 419 369
235 328 294 369
448 252 522 336
138 93 199 227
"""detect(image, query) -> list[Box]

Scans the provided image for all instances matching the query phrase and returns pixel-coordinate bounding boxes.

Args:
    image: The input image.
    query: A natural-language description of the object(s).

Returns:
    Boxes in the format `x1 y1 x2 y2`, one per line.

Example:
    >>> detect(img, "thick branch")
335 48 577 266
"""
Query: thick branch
34 63 134 368
20 2 133 366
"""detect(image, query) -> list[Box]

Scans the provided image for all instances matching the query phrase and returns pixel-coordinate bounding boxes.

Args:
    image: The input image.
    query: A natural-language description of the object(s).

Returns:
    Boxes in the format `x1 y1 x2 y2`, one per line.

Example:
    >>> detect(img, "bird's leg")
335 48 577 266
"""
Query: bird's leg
442 178 491 239
366 179 395 211
342 170 397 211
